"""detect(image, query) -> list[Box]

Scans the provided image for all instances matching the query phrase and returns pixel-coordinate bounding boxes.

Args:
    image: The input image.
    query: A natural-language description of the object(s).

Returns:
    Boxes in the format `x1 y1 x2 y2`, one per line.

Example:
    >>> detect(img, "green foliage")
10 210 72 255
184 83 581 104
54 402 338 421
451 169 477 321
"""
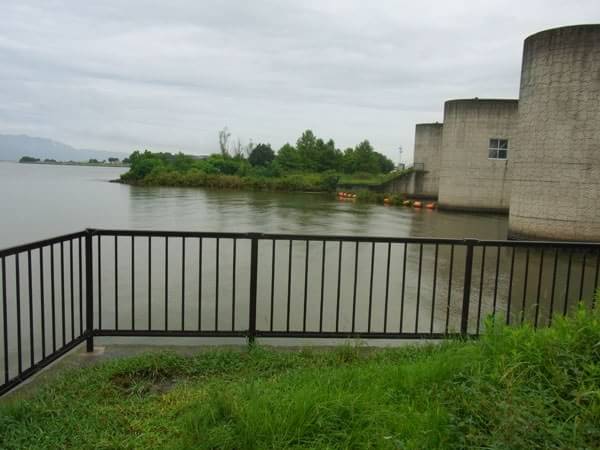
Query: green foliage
248 143 275 167
342 140 394 174
119 130 396 192
1 307 599 449
18 156 40 163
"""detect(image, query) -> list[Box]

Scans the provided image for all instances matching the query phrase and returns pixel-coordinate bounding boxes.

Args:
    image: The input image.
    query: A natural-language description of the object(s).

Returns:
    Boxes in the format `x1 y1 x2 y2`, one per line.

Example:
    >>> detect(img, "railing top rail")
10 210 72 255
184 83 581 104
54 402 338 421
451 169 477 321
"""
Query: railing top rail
476 239 600 248
90 229 600 247
0 230 87 258
90 229 251 239
1 229 598 255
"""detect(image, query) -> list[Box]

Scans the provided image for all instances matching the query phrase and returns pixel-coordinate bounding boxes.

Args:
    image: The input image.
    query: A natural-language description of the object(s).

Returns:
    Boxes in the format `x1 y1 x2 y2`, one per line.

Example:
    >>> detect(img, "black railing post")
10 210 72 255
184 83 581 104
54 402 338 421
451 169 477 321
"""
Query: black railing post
247 233 260 345
460 239 476 336
85 229 94 352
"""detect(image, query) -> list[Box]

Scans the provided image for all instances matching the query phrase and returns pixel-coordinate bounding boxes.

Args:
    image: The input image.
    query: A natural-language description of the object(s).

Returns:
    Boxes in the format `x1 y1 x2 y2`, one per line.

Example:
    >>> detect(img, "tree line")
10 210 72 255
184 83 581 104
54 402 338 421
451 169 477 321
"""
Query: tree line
123 129 396 185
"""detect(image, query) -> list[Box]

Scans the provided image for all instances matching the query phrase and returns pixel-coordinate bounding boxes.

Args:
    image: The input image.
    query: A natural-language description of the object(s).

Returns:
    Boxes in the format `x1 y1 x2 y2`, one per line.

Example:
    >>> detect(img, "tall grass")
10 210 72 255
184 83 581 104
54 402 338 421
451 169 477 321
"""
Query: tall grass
1 307 599 449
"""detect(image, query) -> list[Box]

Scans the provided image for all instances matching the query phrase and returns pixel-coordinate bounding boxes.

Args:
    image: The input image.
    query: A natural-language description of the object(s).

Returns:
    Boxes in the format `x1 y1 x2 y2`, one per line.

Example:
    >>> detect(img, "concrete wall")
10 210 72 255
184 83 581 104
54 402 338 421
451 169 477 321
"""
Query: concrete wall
413 123 443 196
438 99 518 212
381 171 437 199
509 25 600 240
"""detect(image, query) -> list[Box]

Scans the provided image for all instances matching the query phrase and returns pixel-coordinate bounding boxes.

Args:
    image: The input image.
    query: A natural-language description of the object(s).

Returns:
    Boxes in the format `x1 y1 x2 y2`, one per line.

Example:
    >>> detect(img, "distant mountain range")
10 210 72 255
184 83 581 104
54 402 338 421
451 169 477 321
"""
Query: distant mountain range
0 134 128 162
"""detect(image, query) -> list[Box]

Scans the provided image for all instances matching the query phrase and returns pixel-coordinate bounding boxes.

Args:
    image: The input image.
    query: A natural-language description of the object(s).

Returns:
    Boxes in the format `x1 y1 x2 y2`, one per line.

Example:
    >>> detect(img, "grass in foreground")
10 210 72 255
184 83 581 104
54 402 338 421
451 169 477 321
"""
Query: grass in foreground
1 309 599 449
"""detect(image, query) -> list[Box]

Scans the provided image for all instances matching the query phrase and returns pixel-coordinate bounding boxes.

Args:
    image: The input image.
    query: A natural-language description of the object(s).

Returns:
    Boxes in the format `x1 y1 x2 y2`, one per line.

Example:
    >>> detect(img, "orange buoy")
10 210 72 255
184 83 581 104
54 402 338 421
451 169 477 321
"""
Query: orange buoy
413 201 422 208
425 202 436 209
383 198 390 204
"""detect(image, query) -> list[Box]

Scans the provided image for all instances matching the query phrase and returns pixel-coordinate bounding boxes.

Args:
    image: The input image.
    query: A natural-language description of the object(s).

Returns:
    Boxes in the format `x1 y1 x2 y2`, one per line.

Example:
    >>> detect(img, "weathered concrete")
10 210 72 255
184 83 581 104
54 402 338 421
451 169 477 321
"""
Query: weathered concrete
438 99 518 213
379 170 437 199
413 123 443 197
509 25 600 240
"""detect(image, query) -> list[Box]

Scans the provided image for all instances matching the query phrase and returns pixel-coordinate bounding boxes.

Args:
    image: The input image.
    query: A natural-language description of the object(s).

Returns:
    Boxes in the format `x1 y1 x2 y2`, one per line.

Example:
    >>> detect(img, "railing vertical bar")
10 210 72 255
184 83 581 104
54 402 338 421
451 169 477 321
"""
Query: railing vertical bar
534 249 544 329
27 250 34 366
97 236 101 330
114 236 118 330
60 241 65 346
492 246 501 316
215 237 219 331
367 242 375 333
335 241 342 333
460 240 475 336
270 240 275 332
319 240 325 333
594 250 600 309
563 250 573 316
148 236 151 330
383 242 391 334
351 241 359 333
579 253 586 302
429 243 438 334
181 237 185 331
400 243 408 332
445 245 454 334
39 247 46 357
520 248 530 325
415 243 423 333
197 238 202 331
286 240 292 332
78 237 82 337
50 245 56 352
248 235 259 343
164 237 168 331
15 253 22 374
131 236 135 331
302 240 309 332
476 246 486 334
85 231 93 352
548 248 558 325
78 236 83 336
231 238 236 331
1 257 8 383
69 240 74 340
506 247 516 325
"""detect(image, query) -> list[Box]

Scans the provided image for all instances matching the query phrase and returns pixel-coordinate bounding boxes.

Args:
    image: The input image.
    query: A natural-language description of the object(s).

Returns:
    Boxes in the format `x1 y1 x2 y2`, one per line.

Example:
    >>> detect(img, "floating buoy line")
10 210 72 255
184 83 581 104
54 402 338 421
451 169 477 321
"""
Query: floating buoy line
337 192 436 209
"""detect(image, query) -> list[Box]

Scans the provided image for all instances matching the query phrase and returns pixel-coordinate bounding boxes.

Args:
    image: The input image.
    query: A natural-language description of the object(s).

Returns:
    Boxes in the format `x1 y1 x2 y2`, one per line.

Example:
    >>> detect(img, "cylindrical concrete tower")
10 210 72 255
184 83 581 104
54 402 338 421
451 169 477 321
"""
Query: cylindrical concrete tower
414 123 443 197
509 25 600 240
438 99 518 212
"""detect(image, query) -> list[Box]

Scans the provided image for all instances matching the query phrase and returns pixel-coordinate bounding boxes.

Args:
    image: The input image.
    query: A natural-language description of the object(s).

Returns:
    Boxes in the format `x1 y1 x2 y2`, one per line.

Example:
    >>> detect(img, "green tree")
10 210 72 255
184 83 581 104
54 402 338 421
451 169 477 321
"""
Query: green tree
19 156 40 163
248 143 275 167
276 143 301 171
296 130 319 171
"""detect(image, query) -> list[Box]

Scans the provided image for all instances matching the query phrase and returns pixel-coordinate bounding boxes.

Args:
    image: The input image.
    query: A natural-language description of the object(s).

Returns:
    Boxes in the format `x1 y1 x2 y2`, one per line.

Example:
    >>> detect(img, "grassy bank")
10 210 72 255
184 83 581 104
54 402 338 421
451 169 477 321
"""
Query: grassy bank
1 308 599 449
124 169 341 192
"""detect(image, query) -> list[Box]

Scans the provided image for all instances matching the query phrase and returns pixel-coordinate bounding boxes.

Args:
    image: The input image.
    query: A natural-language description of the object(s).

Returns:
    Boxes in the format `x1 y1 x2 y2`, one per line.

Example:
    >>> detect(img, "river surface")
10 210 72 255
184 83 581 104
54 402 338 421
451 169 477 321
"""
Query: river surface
1 162 596 381
0 161 508 248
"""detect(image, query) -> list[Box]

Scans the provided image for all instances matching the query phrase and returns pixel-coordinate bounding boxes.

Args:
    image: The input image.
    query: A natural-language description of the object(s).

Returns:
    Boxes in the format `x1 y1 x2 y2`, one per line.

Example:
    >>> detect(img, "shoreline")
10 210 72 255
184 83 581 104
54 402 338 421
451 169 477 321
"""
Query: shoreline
19 161 129 168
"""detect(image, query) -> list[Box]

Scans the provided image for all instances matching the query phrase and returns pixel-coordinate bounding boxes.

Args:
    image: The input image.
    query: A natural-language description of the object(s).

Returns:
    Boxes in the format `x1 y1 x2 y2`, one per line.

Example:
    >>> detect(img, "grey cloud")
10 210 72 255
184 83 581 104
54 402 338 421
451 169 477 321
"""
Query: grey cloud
1 0 599 160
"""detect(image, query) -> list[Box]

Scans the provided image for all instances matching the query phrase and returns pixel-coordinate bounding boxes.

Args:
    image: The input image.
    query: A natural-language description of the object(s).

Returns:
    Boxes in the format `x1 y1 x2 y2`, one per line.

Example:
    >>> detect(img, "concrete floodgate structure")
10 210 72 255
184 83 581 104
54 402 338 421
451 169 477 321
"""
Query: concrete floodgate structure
407 24 600 241
437 99 517 213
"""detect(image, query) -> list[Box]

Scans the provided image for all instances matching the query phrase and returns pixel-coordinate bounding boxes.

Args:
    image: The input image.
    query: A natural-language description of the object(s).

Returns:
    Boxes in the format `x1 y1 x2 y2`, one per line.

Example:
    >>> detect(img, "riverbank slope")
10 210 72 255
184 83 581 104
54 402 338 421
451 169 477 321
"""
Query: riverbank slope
1 306 598 449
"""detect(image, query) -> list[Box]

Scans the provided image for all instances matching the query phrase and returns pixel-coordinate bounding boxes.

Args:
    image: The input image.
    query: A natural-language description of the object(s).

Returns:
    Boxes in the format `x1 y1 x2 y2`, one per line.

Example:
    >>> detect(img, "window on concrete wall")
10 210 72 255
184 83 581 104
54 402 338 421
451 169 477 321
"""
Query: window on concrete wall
488 139 508 159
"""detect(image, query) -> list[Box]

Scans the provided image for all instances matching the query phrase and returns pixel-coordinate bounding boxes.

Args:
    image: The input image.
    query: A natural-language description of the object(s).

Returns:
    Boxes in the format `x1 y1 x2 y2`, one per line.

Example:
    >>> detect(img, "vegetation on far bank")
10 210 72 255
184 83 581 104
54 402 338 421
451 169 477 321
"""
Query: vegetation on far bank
119 130 402 192
1 306 599 449
19 155 129 167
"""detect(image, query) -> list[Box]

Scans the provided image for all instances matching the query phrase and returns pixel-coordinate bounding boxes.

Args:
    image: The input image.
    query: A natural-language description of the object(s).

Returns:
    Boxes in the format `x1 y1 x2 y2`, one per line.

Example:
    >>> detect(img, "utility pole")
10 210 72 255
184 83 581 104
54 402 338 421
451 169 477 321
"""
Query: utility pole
397 145 404 170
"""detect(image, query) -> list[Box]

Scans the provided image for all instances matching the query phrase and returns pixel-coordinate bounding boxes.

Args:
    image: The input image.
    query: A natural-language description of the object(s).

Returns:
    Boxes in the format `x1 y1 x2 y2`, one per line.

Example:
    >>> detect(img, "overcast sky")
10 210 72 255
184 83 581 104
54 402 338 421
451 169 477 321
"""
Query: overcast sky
1 1 599 161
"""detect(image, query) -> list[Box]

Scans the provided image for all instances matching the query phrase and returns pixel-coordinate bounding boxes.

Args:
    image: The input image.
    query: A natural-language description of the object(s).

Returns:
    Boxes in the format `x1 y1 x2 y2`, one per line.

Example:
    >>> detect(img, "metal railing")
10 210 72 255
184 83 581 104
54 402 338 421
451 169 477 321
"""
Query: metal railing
1 228 599 396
